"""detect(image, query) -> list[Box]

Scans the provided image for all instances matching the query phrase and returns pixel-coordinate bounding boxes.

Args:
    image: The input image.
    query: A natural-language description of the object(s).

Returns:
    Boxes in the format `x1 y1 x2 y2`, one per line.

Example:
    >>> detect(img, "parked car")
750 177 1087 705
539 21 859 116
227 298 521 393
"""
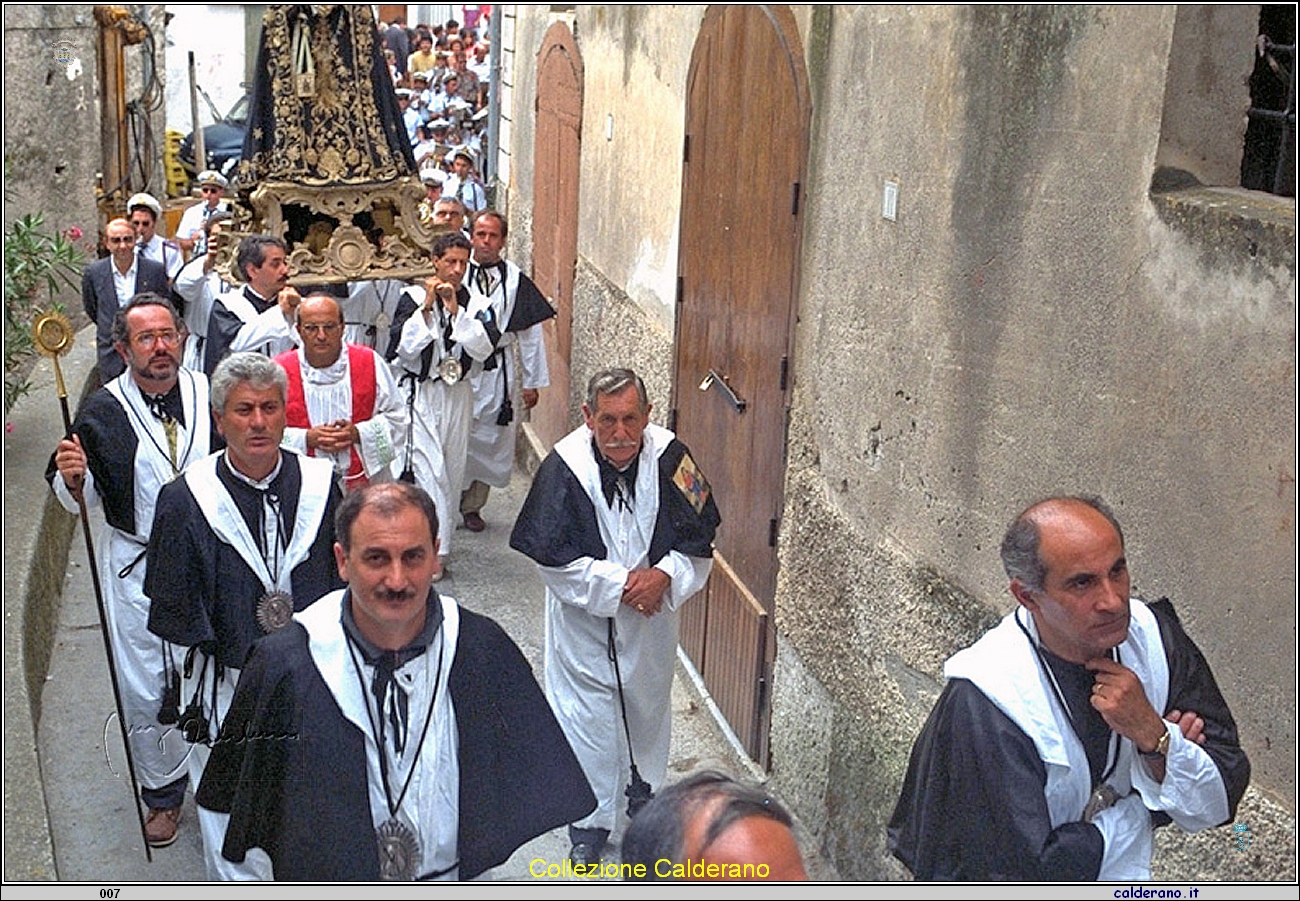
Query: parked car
179 93 250 178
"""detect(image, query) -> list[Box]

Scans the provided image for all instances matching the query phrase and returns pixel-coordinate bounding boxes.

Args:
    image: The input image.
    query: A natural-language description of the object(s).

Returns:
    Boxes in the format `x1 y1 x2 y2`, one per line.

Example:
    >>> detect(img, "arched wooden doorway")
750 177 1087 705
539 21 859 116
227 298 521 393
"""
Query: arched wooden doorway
531 21 583 450
672 5 810 767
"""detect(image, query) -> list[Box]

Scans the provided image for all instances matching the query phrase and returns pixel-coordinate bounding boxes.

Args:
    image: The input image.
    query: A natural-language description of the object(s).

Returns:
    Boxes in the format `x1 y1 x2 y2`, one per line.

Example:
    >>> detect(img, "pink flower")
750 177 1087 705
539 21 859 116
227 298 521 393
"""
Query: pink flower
66 226 83 241
5 422 14 434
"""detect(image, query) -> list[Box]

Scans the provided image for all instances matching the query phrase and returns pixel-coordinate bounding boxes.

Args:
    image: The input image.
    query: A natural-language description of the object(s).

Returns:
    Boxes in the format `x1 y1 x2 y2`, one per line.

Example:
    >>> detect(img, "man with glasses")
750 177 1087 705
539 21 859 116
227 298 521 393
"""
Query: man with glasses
273 294 407 492
127 192 183 281
82 218 171 380
176 170 231 261
47 293 219 848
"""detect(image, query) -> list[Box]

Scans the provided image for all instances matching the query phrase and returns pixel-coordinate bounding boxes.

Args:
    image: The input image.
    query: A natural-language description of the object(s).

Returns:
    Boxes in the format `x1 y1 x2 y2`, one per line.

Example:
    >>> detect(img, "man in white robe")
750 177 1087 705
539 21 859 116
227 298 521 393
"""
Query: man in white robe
510 369 721 866
202 234 301 375
195 482 596 880
389 232 493 568
47 294 216 847
274 294 406 492
460 210 554 532
888 496 1250 880
146 352 344 879
172 211 232 371
342 278 407 357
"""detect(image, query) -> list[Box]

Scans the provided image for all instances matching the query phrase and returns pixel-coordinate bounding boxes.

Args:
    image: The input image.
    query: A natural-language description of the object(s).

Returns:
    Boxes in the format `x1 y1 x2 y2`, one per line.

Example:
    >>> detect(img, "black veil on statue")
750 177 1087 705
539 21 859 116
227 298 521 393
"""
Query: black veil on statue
241 4 416 189
219 5 438 289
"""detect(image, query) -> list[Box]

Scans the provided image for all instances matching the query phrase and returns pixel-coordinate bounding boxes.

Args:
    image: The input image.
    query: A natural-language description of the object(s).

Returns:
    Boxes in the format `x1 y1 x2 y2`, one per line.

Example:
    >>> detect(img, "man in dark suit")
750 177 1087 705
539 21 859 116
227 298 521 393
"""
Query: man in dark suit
385 15 410 82
83 218 170 380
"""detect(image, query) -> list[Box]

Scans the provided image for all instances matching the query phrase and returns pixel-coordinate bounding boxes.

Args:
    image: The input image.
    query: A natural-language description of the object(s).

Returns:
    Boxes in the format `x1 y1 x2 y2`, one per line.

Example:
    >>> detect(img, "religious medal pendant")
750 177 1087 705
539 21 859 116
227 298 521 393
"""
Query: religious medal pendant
376 817 421 881
1082 782 1120 822
438 356 463 386
255 590 294 633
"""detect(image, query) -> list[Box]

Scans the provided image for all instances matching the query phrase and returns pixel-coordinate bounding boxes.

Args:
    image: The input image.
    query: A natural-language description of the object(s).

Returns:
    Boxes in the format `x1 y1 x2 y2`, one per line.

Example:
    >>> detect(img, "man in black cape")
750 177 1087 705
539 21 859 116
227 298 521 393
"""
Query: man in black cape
196 481 596 880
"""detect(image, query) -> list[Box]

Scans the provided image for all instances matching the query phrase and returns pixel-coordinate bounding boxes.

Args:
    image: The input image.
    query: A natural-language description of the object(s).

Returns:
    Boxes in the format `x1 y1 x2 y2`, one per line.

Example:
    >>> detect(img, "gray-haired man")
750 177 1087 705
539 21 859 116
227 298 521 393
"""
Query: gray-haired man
146 351 343 878
510 368 721 866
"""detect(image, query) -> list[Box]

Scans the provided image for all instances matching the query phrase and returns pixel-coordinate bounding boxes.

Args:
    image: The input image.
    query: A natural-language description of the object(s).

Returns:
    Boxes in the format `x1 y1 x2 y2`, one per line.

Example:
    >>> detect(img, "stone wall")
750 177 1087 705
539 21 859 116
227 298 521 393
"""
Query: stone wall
503 4 1296 881
3 6 102 240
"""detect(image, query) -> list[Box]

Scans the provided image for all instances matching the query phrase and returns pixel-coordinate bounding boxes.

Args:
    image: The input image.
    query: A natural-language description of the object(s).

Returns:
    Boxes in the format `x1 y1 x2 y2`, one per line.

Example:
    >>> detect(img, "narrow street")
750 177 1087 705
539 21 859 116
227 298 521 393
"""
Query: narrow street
37 471 828 882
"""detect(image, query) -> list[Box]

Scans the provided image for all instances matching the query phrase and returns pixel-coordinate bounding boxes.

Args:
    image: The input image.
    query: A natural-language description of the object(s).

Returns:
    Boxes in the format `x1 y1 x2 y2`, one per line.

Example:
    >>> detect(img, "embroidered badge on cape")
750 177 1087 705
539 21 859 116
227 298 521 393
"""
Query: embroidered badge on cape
672 452 711 514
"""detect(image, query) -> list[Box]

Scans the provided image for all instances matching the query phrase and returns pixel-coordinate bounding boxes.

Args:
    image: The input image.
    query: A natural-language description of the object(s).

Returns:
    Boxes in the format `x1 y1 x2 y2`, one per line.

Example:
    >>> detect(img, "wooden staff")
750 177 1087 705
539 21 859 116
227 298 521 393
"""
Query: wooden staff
33 312 152 862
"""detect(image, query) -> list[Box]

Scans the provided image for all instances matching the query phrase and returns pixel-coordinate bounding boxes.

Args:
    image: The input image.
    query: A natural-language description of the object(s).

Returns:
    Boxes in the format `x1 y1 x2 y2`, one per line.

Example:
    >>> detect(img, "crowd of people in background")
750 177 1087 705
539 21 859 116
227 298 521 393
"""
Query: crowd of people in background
381 14 492 213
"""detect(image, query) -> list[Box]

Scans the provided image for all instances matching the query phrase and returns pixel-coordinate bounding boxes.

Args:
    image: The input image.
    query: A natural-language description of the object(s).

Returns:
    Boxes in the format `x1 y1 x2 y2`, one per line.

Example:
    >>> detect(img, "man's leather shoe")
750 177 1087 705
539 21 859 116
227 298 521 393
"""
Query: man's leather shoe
145 806 182 847
569 841 603 868
463 512 486 533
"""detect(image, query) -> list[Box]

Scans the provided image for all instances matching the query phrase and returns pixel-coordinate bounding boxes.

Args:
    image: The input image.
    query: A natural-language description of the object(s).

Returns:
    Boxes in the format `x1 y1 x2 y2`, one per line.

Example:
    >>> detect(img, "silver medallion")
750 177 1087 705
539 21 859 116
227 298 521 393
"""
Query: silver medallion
437 356 463 386
255 590 294 633
376 817 421 881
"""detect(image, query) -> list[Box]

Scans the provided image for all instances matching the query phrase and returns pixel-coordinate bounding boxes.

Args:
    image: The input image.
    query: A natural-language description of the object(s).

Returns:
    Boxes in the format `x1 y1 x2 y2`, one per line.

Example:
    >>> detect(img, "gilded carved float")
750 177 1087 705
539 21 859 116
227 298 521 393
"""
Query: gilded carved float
218 4 437 286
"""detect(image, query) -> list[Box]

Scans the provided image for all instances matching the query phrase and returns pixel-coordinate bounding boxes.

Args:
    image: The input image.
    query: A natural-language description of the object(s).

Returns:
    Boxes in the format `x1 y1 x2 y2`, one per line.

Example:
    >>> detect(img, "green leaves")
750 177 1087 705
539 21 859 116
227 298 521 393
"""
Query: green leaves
4 163 87 411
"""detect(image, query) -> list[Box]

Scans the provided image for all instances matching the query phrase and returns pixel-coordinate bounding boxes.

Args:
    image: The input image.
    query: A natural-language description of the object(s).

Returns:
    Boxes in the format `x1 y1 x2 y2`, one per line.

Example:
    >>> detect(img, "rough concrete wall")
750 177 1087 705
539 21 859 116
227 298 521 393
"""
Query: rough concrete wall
569 5 704 339
1155 5 1260 188
502 3 1296 881
503 5 545 271
777 5 1295 880
137 4 168 197
570 257 673 424
508 5 703 410
3 6 102 241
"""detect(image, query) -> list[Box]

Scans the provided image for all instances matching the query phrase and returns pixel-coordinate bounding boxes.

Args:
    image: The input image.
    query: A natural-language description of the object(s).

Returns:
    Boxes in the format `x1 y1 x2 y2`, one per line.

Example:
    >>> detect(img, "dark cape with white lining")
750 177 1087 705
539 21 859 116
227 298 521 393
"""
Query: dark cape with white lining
145 452 344 669
195 601 597 881
887 598 1250 881
509 437 720 568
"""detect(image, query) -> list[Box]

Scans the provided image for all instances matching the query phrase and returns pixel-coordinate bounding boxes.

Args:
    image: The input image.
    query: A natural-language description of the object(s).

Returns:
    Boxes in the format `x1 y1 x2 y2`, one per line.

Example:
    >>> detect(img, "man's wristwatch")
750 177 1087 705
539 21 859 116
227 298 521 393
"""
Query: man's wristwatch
1140 729 1171 760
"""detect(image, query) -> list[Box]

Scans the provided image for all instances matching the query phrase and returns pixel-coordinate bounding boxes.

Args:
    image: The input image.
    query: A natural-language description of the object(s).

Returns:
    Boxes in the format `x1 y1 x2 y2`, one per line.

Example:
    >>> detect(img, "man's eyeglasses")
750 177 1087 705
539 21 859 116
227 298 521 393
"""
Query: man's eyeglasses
298 323 342 336
200 186 221 194
131 330 182 349
106 236 136 245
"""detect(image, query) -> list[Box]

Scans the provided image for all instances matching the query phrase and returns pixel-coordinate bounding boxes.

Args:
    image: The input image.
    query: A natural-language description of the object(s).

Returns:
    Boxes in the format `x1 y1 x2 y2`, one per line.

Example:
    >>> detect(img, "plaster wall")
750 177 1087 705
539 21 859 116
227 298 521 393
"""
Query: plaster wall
569 5 702 338
1155 5 1261 187
506 5 704 415
3 6 102 242
503 4 1296 880
502 7 547 268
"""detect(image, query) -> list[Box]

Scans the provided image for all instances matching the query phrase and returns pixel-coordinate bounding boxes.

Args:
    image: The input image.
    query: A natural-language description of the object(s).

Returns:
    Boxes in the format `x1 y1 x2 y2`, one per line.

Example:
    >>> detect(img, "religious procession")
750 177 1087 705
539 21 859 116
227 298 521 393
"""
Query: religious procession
7 3 1292 890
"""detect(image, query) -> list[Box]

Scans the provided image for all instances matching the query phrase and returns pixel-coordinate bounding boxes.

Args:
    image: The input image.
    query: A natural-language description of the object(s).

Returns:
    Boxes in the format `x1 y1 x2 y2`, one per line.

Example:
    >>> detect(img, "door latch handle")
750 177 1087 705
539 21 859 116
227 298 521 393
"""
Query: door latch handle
699 368 747 414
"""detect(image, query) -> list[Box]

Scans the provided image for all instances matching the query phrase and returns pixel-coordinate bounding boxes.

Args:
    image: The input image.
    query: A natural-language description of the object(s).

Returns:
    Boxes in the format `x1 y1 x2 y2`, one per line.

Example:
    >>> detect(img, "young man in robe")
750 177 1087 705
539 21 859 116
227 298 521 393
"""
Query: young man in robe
202 234 301 375
388 232 492 575
459 209 554 532
510 368 721 866
145 352 343 878
274 294 406 492
888 496 1250 880
48 293 217 847
196 481 596 880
